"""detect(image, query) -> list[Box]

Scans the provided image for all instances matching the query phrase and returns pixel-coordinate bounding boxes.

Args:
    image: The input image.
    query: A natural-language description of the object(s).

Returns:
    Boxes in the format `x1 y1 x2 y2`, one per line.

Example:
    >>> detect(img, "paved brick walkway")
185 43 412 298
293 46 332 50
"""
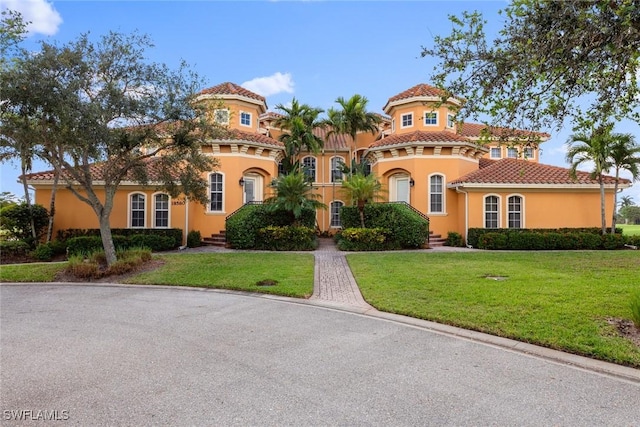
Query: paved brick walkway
311 239 374 310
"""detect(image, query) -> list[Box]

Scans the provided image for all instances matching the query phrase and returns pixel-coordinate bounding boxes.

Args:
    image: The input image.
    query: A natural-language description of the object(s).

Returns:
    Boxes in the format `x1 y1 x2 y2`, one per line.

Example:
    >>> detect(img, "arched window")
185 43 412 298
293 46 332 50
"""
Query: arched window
130 193 146 228
331 157 344 182
484 195 499 228
154 193 169 228
429 174 444 213
302 157 316 182
508 195 523 228
209 173 224 212
330 201 344 228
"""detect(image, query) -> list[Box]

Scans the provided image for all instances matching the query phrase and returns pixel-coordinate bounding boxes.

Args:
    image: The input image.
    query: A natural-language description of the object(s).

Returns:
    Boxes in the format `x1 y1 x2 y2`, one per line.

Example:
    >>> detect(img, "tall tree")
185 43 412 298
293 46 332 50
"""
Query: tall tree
324 95 380 172
619 196 635 209
0 31 218 266
608 134 640 233
265 172 325 226
422 0 640 133
273 98 324 174
565 126 613 235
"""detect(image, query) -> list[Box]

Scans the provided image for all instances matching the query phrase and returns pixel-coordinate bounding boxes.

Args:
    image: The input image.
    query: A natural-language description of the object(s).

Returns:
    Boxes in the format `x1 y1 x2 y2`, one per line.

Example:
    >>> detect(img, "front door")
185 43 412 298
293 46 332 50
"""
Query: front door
243 177 256 203
396 177 410 203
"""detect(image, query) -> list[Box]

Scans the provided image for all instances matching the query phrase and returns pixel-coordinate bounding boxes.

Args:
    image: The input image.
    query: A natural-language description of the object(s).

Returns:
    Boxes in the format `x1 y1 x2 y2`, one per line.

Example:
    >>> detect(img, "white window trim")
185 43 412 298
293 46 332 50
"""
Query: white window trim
428 173 446 215
523 147 535 160
507 147 519 158
391 118 396 132
128 192 147 229
240 111 252 128
506 193 525 229
446 113 455 129
330 200 345 228
490 147 502 159
400 113 413 129
423 110 438 126
208 171 225 214
213 108 230 125
152 192 171 229
302 156 317 183
330 156 344 183
483 194 501 228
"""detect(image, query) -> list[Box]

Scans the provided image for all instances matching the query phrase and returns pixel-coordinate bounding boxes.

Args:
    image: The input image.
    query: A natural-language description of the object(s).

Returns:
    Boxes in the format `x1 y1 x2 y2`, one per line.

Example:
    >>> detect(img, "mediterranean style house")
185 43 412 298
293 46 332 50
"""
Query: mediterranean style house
25 82 631 245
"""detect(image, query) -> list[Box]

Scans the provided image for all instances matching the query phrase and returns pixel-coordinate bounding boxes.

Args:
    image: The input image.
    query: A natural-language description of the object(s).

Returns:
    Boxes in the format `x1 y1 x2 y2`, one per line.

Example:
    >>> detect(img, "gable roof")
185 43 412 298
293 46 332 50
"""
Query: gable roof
369 130 476 149
449 158 630 187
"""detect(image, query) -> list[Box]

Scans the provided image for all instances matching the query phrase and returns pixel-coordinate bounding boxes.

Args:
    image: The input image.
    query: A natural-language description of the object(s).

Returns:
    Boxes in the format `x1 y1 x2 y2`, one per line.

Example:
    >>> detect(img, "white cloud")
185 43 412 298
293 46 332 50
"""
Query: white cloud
1 0 62 36
241 72 294 97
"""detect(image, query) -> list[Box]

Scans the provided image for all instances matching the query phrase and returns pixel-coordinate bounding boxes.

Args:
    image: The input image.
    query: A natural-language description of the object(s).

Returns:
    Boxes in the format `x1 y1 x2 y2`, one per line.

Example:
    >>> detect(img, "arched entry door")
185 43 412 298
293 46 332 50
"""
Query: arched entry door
242 173 263 204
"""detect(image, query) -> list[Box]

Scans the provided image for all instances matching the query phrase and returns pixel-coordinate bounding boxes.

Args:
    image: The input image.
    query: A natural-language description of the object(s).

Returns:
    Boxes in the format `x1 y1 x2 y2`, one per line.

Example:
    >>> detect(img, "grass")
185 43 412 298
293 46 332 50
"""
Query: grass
0 262 66 282
125 252 315 298
346 251 640 367
619 224 640 236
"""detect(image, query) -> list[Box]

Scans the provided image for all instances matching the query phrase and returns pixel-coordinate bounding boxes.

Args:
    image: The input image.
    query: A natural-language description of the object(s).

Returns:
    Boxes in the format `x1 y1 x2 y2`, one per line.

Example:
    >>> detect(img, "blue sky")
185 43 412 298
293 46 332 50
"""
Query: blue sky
1 0 638 203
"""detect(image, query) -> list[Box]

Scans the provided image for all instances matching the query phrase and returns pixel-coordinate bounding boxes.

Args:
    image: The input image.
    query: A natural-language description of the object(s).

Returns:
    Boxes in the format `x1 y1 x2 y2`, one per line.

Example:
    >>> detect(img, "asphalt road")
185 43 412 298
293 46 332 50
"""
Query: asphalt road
1 284 639 426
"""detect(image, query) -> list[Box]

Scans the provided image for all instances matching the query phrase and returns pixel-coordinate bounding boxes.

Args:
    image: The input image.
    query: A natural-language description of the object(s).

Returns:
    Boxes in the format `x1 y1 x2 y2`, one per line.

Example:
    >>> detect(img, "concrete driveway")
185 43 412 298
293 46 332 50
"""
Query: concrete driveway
1 283 639 426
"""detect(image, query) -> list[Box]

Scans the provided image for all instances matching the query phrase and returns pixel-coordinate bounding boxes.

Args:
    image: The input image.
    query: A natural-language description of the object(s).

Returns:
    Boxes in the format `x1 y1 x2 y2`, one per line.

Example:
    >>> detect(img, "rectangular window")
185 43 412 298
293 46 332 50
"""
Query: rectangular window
490 147 501 159
210 173 223 212
424 112 438 126
302 157 316 182
330 201 344 227
401 113 413 128
524 147 534 159
429 175 444 213
331 157 343 182
131 194 145 228
447 114 454 128
507 147 518 158
240 112 251 127
154 194 169 228
485 196 499 228
213 109 229 125
508 196 522 228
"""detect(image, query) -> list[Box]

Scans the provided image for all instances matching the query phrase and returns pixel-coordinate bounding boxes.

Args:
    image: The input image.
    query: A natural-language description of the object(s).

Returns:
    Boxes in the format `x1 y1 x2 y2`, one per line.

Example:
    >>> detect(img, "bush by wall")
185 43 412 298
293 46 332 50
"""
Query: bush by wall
66 235 130 256
0 240 30 258
471 228 634 250
335 227 390 251
225 204 315 249
128 234 176 251
256 226 316 251
187 230 202 248
444 231 465 247
56 228 182 248
340 203 429 249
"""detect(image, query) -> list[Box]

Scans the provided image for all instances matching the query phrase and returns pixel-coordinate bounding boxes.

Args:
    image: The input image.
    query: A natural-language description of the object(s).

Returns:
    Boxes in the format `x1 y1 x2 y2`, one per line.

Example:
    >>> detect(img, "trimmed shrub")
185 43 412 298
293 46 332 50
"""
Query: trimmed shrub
340 203 429 249
478 232 508 250
31 243 55 261
56 228 182 247
468 227 628 250
128 234 175 252
444 231 465 247
226 204 315 249
0 240 30 258
256 226 316 251
336 227 390 251
601 233 625 250
187 230 202 248
66 235 129 256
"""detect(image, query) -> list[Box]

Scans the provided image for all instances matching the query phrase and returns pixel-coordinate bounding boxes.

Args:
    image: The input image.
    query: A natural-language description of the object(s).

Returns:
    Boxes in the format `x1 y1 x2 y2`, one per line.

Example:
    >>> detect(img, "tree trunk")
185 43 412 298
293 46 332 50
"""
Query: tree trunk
98 212 117 266
611 171 620 235
46 170 60 243
358 200 365 228
599 174 606 235
20 163 37 241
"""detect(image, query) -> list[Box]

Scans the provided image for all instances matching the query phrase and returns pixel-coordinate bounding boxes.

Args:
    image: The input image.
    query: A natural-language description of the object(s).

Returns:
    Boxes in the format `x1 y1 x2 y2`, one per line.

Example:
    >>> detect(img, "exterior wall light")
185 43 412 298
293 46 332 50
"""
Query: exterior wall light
239 177 245 186
409 178 415 187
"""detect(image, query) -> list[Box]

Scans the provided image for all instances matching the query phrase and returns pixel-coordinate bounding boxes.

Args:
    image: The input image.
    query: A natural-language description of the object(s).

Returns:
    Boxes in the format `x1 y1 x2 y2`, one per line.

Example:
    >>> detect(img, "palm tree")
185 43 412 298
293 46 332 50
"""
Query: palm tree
265 171 326 226
565 125 612 235
620 195 635 209
324 95 381 174
340 172 384 228
608 133 640 233
274 99 324 174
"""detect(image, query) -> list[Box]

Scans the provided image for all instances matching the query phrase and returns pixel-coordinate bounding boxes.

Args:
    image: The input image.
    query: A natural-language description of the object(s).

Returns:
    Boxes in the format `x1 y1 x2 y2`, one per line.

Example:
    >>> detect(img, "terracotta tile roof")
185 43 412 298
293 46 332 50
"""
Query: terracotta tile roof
372 112 391 122
386 83 449 103
259 111 284 121
215 128 283 147
199 82 266 103
459 122 550 140
22 157 181 182
313 126 351 150
450 158 628 186
369 130 473 148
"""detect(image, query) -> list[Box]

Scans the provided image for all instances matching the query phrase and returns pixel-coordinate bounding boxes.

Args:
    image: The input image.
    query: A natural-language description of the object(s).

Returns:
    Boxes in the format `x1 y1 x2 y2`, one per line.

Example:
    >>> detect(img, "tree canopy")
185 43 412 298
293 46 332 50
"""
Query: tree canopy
422 0 640 133
0 30 219 265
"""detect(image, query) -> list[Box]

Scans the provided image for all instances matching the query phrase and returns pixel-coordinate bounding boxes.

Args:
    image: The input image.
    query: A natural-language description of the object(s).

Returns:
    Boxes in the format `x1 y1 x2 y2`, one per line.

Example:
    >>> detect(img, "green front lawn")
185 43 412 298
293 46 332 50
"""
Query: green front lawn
0 262 66 282
126 253 315 298
347 251 640 367
619 224 640 236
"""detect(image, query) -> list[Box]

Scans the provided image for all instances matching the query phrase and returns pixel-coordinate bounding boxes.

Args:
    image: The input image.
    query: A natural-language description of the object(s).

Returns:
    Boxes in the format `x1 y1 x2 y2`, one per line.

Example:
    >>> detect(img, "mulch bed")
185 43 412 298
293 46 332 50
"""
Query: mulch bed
607 318 640 348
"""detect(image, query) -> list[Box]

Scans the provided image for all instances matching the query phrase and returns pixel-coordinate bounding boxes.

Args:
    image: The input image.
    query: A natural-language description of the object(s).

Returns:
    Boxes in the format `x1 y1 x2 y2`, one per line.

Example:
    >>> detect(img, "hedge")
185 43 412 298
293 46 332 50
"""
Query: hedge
340 203 429 249
225 204 315 249
66 233 176 256
467 227 622 248
56 228 182 248
335 227 390 251
256 226 316 251
473 229 639 250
